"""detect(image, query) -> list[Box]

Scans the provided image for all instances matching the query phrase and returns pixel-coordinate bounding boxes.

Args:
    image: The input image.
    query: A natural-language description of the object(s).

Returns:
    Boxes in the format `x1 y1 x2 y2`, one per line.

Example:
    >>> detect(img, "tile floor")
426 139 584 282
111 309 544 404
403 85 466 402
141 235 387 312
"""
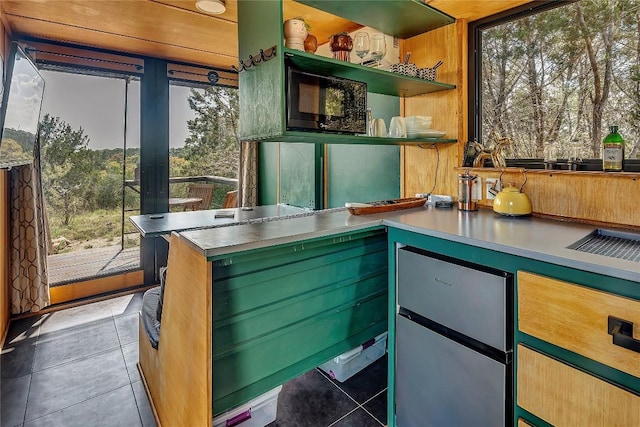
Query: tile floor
1 291 388 427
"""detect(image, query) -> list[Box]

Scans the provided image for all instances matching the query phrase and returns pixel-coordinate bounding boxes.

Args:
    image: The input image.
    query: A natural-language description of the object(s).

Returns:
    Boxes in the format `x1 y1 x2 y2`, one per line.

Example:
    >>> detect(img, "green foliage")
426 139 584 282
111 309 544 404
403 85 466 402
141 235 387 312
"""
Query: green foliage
482 0 640 159
1 128 36 159
42 85 240 250
180 86 240 179
0 138 30 162
40 114 94 225
49 208 123 242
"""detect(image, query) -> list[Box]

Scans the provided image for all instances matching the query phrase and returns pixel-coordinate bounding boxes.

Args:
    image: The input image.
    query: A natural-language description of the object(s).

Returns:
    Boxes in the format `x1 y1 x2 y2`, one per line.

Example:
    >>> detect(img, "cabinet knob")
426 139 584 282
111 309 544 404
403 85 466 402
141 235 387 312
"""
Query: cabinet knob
608 316 640 353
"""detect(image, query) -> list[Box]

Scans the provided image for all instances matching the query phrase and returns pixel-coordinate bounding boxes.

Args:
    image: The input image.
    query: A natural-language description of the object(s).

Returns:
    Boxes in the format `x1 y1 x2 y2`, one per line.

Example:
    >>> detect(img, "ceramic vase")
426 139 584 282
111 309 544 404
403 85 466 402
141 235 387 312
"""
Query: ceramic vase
284 19 308 51
304 34 318 53
329 33 353 62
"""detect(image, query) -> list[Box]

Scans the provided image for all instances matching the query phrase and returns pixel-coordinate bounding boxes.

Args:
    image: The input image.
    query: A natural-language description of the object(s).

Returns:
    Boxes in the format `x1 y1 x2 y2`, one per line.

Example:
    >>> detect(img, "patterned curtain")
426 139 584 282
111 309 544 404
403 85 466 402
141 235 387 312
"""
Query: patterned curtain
240 141 258 207
10 137 50 314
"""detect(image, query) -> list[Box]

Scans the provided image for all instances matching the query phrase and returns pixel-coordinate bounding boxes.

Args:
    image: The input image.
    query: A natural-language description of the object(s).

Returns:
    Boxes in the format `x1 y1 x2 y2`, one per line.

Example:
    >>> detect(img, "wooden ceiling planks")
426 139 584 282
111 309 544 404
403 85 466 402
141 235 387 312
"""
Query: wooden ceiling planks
428 0 533 21
1 0 238 68
1 0 533 68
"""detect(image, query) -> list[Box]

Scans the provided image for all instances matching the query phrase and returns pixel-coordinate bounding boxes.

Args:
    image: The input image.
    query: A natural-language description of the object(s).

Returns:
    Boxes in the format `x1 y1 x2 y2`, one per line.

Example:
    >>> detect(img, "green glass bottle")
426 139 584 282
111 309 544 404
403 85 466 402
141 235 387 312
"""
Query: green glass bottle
602 126 624 172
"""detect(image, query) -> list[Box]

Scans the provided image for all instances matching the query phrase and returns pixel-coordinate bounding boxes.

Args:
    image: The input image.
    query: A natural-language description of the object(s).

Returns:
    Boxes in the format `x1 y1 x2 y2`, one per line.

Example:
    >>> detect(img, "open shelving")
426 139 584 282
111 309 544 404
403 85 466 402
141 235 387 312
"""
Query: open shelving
250 129 457 146
296 0 455 39
284 48 456 98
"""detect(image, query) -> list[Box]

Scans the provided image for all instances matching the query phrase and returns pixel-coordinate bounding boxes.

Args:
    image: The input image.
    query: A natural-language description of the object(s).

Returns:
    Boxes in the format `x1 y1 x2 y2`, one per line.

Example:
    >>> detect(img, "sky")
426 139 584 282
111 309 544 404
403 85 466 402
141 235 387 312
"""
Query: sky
39 70 198 149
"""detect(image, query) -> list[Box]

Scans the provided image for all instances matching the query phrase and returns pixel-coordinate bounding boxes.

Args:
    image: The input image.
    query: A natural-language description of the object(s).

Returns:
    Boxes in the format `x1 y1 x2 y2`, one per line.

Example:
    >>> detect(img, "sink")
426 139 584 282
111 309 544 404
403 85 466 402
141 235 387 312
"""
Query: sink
568 229 640 262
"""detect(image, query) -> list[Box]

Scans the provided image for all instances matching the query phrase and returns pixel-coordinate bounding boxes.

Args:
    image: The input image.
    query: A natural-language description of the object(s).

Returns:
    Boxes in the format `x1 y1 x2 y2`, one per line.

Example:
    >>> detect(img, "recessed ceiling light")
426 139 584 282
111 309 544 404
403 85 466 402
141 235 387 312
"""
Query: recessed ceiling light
195 0 226 15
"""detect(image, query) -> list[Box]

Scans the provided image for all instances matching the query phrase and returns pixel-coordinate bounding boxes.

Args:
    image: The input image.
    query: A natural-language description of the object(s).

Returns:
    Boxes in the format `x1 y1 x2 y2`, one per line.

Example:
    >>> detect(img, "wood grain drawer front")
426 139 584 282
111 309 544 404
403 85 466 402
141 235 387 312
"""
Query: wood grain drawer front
518 271 640 378
518 345 640 426
518 419 534 427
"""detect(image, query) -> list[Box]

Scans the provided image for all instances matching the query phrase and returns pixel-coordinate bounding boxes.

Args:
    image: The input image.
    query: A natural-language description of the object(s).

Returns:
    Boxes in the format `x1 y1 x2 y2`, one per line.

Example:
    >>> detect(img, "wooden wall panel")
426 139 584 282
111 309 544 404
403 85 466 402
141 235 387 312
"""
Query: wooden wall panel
0 170 9 345
467 168 640 228
401 18 637 228
49 270 144 305
139 233 212 427
402 20 467 199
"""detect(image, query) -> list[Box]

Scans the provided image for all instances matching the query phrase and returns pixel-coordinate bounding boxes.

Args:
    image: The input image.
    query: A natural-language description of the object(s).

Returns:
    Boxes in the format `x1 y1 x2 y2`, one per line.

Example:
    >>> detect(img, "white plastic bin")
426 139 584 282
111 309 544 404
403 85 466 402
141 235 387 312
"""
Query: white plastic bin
318 332 387 382
213 385 282 427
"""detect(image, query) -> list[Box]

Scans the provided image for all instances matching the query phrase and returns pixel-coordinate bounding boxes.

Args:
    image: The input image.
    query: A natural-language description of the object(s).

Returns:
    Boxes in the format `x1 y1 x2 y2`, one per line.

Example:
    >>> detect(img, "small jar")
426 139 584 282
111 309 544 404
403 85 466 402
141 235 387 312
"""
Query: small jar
304 34 318 53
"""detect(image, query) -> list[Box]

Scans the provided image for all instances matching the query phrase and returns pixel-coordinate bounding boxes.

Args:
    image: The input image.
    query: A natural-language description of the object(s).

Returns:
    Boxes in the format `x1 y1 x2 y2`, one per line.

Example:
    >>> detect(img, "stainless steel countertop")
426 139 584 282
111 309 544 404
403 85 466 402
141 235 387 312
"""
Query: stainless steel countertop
385 207 639 282
180 208 383 257
179 206 639 282
129 204 309 237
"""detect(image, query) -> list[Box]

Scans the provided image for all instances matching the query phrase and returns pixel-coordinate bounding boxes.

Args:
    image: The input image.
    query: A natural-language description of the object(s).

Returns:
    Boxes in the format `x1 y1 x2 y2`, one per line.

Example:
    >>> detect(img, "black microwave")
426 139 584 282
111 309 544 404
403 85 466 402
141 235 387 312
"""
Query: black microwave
286 65 367 134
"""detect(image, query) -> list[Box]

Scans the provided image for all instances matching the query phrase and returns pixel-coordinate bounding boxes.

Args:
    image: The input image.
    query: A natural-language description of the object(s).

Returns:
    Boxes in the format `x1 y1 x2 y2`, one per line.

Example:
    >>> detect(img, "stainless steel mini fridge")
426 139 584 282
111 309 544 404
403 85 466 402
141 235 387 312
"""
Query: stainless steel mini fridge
395 246 513 426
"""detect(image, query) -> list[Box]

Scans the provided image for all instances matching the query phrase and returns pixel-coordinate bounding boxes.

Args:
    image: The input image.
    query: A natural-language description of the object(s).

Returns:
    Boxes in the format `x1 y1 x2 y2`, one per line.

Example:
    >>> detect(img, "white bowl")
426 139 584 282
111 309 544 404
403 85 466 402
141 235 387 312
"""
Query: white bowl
404 116 433 130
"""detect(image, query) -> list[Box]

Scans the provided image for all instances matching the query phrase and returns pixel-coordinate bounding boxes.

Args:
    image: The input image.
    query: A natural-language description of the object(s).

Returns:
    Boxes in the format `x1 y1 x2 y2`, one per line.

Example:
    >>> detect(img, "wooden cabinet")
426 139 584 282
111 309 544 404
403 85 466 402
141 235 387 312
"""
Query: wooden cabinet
518 345 640 426
517 271 640 426
519 271 640 378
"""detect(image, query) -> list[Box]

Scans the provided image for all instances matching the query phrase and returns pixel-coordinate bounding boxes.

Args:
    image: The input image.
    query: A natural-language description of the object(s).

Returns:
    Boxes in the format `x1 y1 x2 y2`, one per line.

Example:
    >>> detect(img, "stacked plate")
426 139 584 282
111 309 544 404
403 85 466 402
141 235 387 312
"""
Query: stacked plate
405 116 447 138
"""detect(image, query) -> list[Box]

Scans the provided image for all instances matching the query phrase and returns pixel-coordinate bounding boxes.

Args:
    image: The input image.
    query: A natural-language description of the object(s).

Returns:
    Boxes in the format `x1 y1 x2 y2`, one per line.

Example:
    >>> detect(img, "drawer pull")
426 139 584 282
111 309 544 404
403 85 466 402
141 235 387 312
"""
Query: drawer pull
608 316 640 353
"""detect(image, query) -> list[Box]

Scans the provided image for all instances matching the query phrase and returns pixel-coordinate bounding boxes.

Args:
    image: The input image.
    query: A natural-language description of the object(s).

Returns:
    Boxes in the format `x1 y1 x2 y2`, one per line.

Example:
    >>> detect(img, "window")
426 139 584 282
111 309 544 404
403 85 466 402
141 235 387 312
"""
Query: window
473 0 640 165
40 68 141 284
168 81 239 209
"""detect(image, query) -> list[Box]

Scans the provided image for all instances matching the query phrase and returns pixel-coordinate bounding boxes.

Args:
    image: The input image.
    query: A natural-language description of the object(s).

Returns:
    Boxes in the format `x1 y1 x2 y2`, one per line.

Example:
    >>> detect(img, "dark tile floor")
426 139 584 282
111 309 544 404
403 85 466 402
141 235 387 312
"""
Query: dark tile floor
1 292 388 427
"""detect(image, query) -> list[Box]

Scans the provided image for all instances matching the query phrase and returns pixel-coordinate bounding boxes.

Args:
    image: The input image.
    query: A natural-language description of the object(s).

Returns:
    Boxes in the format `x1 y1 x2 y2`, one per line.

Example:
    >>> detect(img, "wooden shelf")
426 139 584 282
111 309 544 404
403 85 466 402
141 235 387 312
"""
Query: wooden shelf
250 130 457 146
284 49 456 97
295 0 455 39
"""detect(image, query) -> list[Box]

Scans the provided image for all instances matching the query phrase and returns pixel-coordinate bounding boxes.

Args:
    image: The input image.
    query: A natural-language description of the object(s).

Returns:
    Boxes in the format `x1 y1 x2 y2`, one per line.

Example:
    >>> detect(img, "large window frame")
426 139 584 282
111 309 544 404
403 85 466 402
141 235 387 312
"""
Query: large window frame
468 1 580 164
20 37 240 289
463 0 640 171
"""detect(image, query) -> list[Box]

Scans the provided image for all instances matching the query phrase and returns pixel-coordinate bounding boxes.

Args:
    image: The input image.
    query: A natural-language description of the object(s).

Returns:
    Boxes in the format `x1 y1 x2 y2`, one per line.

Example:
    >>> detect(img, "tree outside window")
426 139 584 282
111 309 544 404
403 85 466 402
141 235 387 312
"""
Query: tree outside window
481 0 639 161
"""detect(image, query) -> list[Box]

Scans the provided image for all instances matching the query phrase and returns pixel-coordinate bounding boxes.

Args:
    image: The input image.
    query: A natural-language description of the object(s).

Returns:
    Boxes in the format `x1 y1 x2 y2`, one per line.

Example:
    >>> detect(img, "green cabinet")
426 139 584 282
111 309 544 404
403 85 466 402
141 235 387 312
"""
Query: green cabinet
262 93 401 209
210 227 388 415
238 0 456 146
239 0 455 208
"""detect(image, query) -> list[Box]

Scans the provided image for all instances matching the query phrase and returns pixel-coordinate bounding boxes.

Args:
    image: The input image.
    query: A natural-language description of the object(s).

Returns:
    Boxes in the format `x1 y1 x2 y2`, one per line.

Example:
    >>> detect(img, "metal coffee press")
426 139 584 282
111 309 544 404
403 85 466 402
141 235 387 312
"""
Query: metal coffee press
458 170 478 211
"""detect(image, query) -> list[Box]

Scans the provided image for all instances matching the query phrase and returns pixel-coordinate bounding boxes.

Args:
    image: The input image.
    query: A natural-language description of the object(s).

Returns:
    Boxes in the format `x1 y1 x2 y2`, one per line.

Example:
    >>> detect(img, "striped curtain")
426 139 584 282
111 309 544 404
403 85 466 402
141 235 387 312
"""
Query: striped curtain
240 141 258 207
10 137 50 314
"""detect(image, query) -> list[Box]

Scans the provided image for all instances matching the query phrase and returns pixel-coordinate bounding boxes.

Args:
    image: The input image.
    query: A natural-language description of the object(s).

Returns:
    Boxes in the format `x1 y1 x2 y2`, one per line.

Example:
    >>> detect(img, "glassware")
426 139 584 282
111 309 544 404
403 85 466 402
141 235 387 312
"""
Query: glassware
367 108 374 136
543 141 557 169
602 125 624 172
353 32 370 65
388 116 407 138
370 33 386 68
457 170 478 211
567 140 583 171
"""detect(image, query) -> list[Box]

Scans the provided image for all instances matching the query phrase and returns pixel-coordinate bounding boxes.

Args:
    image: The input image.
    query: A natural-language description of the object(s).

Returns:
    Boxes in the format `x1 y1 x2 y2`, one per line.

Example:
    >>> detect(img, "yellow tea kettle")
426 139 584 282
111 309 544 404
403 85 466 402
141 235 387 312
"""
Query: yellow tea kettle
493 171 532 216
